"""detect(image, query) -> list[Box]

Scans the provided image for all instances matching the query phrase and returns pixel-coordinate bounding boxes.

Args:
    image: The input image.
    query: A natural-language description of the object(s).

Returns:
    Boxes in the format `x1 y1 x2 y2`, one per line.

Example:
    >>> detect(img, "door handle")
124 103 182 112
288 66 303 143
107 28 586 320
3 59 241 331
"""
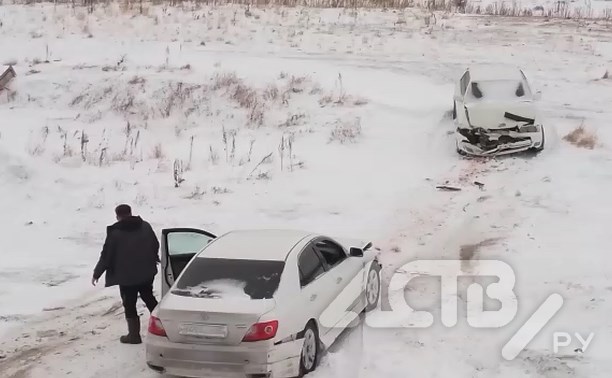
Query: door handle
310 294 317 301
336 277 342 284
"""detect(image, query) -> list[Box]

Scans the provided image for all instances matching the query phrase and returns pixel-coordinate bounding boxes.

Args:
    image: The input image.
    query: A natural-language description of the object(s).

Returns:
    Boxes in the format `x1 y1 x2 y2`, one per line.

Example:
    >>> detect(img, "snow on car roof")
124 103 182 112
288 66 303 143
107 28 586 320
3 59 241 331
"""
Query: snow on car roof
468 64 524 82
198 229 314 261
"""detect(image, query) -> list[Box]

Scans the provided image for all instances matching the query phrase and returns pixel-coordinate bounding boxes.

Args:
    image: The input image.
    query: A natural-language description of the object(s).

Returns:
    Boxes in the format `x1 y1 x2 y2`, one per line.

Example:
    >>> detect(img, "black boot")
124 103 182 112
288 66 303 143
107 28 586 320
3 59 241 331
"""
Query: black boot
120 317 142 344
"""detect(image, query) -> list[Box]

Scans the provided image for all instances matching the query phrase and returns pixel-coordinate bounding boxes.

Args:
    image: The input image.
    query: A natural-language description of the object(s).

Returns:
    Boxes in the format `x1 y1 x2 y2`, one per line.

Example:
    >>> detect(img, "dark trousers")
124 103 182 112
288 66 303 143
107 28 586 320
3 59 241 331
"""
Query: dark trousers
119 279 158 319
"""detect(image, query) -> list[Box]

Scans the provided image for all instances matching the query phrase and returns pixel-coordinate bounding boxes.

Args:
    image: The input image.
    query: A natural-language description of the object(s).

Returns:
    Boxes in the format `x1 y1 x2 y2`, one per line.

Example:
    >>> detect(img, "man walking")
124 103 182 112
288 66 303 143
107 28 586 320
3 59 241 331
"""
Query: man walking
92 204 160 344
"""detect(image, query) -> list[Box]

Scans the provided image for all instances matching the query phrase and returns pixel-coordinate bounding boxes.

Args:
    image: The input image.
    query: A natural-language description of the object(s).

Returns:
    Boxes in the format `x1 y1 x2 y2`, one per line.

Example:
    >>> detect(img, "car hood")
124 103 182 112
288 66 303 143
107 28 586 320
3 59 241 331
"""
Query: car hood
464 101 537 129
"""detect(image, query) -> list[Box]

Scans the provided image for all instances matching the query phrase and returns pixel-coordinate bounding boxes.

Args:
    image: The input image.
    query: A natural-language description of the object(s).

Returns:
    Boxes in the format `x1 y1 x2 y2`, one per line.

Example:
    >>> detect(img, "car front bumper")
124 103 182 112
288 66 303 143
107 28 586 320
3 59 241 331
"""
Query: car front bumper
145 334 301 378
455 124 544 157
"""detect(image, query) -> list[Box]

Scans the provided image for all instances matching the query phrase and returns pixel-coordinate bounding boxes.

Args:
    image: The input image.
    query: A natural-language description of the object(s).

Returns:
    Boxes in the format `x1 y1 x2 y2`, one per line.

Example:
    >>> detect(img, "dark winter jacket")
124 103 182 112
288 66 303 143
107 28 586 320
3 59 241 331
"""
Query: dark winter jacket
93 216 160 287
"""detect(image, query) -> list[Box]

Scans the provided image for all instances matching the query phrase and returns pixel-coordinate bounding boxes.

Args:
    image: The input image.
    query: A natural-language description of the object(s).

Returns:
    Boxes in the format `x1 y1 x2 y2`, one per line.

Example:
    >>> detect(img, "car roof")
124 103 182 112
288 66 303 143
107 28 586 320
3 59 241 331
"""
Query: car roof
197 229 315 261
467 64 524 81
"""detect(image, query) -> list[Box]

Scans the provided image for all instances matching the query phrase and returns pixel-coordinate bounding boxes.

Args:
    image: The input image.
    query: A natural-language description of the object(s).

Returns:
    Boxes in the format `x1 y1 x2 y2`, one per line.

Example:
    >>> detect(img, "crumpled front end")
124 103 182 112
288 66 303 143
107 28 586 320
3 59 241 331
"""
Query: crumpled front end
456 108 544 157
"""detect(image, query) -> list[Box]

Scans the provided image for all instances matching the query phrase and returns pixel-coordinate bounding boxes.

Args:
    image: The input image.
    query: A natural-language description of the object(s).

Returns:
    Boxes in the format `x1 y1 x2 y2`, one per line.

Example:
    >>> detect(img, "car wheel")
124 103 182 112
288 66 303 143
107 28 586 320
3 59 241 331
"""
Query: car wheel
365 262 381 312
299 322 320 376
456 140 468 157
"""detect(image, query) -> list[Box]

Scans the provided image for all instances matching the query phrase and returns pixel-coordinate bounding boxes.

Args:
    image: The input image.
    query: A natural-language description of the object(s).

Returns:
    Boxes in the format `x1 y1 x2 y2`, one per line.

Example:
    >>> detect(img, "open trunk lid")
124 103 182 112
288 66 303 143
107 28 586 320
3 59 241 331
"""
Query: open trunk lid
465 101 536 129
158 293 276 345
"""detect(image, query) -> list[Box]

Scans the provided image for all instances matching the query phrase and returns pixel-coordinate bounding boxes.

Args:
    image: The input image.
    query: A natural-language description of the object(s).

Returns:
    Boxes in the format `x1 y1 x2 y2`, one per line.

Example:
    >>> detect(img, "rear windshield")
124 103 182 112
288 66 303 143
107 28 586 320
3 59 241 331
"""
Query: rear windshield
172 258 285 300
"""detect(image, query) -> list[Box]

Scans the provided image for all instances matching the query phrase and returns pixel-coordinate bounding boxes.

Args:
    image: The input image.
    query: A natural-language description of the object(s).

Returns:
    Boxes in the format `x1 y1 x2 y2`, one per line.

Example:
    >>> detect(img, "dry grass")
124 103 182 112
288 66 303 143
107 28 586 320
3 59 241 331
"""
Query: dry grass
329 117 362 143
263 84 279 101
279 113 306 128
211 72 261 124
212 72 240 90
8 0 611 21
128 76 146 85
230 82 257 109
151 143 165 159
563 124 598 149
287 75 307 94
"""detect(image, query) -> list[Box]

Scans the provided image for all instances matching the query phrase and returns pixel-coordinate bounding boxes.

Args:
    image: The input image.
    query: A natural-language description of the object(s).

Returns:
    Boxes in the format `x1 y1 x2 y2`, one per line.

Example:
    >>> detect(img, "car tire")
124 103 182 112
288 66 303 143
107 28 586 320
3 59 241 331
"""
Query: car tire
365 262 381 312
456 140 468 157
299 321 321 377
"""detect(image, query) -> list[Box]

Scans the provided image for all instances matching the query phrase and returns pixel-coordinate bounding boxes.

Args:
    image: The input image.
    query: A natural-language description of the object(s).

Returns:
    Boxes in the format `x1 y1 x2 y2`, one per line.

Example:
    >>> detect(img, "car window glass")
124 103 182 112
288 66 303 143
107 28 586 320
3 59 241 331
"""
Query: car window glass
460 71 470 95
315 240 347 268
515 82 525 97
167 231 214 256
467 80 532 102
298 247 326 287
471 82 483 98
173 258 285 299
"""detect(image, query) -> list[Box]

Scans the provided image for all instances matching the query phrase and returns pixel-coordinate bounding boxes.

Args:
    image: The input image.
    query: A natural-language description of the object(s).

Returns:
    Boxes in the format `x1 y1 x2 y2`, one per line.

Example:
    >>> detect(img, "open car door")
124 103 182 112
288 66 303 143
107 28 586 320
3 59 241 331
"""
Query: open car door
161 228 216 297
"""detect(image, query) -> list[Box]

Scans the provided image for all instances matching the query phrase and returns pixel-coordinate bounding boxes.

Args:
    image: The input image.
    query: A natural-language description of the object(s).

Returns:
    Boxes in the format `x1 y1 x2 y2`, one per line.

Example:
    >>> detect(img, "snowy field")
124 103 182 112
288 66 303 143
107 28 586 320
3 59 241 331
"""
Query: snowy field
1 1 612 377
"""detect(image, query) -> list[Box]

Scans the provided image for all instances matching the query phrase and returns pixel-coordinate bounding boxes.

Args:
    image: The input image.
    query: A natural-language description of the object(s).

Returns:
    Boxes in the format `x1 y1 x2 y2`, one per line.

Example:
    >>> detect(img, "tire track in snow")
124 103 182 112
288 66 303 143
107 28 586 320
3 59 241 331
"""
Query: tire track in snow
330 151 584 378
314 135 530 377
0 293 125 377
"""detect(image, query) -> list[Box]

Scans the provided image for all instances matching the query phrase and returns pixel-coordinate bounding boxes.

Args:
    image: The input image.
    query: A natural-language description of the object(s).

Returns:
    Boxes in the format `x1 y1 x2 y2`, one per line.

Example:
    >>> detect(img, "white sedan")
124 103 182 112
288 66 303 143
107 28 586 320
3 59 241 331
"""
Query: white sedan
453 64 545 157
145 228 381 378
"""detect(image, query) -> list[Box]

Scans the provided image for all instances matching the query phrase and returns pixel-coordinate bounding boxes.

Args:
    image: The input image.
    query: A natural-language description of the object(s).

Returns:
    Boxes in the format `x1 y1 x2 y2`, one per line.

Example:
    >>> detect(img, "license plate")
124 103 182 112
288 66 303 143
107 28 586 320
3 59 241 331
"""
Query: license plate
178 323 228 338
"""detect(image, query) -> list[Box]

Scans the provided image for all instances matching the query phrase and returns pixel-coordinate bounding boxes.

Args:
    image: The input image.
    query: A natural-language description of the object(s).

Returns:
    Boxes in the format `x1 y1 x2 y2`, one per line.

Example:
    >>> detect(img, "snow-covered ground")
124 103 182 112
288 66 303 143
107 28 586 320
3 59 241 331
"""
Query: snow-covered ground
1 2 612 377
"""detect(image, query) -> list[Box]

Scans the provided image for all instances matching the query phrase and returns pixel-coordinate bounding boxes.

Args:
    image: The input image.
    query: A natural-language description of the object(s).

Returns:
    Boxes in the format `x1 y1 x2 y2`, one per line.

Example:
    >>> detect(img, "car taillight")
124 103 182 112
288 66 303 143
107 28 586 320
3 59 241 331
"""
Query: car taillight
148 315 167 337
242 320 278 342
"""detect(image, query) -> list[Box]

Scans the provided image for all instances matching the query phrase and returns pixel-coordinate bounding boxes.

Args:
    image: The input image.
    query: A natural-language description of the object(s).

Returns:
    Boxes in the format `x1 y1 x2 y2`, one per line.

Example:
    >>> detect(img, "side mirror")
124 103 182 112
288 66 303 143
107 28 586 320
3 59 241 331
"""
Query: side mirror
349 247 364 257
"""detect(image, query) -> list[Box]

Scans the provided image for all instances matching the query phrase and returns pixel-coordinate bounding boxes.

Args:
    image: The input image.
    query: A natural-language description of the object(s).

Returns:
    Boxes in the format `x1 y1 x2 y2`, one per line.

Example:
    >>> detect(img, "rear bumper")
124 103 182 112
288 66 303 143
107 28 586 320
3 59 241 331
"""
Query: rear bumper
145 334 301 378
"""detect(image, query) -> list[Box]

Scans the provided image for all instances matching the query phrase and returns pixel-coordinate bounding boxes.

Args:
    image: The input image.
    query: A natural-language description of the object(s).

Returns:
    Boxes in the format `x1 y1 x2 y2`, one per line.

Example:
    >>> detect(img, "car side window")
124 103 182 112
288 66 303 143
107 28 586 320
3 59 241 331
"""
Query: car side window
471 82 483 98
298 247 326 287
515 82 525 97
314 240 347 269
460 71 470 96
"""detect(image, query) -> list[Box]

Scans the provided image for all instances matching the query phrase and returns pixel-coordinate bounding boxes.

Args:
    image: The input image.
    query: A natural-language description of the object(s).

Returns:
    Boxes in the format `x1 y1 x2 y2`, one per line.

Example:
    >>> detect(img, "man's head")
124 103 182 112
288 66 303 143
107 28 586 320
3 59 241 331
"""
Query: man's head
115 204 132 221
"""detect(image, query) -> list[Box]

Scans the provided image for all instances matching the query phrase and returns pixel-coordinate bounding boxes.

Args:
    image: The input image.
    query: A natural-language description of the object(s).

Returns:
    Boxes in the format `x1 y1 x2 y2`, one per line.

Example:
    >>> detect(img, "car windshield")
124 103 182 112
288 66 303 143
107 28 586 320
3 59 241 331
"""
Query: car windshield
172 257 285 300
468 80 530 102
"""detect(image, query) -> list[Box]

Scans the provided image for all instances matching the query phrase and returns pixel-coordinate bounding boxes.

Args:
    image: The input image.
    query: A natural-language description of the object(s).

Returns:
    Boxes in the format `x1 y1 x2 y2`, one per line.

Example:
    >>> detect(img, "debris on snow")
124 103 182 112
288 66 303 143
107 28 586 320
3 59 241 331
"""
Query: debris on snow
42 307 65 312
436 185 461 191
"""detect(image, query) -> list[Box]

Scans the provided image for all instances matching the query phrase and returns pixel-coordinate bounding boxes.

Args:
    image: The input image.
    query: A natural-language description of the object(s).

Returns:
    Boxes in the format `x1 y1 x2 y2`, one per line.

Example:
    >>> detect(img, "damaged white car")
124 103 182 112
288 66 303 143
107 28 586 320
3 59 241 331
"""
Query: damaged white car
452 65 545 156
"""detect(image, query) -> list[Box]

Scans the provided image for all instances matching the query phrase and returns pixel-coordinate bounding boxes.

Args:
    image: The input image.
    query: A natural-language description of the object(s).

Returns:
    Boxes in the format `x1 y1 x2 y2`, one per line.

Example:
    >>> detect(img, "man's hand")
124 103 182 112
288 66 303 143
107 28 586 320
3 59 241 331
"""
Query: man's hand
91 277 98 286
